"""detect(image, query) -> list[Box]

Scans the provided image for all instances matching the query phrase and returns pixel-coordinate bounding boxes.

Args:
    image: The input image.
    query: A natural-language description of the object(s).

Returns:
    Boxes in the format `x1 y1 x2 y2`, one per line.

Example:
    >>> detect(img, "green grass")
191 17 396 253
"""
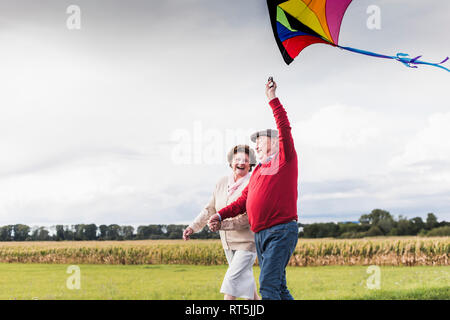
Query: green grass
0 264 448 300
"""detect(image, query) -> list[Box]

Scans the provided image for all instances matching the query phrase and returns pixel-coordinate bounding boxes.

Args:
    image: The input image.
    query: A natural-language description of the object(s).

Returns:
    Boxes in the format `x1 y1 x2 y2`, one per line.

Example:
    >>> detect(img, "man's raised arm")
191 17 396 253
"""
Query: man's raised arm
266 81 296 162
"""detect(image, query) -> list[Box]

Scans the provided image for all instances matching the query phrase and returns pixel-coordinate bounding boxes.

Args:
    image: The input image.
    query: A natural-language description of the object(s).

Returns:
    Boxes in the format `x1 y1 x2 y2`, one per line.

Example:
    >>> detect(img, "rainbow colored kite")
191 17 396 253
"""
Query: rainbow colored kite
267 0 449 71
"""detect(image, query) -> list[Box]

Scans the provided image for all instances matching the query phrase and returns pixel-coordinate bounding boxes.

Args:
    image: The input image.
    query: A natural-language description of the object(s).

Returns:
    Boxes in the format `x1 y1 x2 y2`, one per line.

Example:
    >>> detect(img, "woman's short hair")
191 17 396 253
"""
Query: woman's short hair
227 144 257 172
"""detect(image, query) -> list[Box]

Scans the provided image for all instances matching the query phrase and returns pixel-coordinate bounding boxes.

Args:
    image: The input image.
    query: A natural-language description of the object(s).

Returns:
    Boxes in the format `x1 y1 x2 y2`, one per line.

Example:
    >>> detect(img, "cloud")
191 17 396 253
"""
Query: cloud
390 112 450 169
383 112 450 203
292 106 450 221
0 0 449 226
291 104 399 182
294 104 381 149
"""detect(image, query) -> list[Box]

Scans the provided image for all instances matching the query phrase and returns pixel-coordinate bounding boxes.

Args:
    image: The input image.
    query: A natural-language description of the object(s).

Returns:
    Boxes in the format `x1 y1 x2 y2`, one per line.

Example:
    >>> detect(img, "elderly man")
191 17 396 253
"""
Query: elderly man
208 79 298 300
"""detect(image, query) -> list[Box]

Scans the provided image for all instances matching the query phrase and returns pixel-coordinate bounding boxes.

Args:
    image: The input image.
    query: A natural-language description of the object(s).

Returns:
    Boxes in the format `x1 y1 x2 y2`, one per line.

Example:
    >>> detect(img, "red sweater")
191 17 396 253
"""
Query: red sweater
218 98 298 233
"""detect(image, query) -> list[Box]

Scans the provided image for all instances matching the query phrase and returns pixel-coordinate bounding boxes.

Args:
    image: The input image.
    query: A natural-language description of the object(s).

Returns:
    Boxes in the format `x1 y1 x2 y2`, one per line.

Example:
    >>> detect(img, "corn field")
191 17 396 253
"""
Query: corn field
0 237 448 266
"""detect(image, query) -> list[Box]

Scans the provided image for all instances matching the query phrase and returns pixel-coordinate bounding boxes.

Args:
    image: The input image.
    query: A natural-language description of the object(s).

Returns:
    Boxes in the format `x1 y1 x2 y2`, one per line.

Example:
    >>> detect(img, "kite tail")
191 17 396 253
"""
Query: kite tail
338 45 450 72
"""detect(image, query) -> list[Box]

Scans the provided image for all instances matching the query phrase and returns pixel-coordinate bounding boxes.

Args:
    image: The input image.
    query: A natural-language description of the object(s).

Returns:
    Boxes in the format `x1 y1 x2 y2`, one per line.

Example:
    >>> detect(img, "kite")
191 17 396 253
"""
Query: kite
267 0 449 72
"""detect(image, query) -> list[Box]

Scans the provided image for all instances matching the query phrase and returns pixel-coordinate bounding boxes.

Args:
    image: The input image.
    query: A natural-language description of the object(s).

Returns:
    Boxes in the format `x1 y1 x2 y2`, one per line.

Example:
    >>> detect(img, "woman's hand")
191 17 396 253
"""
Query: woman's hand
183 227 194 241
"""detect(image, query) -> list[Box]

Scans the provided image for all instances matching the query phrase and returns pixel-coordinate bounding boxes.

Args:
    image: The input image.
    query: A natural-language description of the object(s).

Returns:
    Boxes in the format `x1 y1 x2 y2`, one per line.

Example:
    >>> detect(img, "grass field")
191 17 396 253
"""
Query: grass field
1 238 448 300
0 263 448 300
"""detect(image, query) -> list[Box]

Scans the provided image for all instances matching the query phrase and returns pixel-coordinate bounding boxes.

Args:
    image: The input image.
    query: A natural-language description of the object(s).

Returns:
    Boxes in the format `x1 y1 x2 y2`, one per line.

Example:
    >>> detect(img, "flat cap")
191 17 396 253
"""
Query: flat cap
250 129 278 143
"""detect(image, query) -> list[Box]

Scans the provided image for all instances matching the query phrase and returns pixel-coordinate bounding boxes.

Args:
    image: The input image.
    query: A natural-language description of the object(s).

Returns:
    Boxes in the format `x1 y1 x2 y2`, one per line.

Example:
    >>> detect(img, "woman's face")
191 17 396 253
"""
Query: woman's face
231 152 250 178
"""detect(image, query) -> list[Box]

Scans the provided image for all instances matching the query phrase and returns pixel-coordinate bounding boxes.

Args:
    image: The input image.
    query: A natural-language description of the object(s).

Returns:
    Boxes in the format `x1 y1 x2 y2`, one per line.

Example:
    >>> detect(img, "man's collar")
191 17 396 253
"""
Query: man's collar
258 153 276 165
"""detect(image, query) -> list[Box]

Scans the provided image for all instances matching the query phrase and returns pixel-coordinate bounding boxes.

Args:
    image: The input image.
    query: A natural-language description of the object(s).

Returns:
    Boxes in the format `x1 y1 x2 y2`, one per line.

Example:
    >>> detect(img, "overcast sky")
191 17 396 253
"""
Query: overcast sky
1 0 449 228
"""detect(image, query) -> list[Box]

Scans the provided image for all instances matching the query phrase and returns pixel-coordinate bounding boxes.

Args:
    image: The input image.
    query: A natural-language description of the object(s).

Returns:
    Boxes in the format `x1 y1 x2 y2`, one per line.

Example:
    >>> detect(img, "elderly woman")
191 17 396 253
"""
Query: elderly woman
183 144 260 300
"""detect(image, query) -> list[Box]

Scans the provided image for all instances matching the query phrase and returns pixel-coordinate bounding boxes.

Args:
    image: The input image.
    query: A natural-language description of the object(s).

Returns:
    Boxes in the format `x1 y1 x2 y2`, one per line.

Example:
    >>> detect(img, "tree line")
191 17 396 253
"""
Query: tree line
299 210 450 238
0 224 219 241
0 209 448 241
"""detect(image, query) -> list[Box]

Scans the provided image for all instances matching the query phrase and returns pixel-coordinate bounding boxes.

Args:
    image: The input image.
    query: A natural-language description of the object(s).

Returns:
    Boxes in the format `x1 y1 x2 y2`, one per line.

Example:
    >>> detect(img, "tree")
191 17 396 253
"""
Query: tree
0 225 13 241
409 217 425 235
358 209 395 235
338 222 360 234
166 225 184 239
149 225 165 238
13 224 30 241
106 224 121 240
84 224 98 240
366 225 383 237
377 218 394 235
337 222 368 238
136 225 165 239
303 224 321 238
359 209 394 226
121 226 135 240
98 225 108 240
55 225 65 241
303 223 339 238
426 213 439 230
73 224 85 241
426 226 450 237
136 225 150 240
396 216 413 235
63 225 75 240
388 228 399 236
31 226 50 241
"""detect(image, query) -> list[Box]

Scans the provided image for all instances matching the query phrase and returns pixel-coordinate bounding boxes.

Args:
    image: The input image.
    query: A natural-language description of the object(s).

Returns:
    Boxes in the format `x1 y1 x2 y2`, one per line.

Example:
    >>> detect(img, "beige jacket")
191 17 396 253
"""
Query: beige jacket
189 175 255 252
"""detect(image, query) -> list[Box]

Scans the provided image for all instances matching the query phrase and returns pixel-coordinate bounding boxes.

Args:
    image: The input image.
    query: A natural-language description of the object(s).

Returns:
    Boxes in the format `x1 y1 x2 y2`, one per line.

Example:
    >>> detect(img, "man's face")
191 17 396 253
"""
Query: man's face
255 136 273 161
